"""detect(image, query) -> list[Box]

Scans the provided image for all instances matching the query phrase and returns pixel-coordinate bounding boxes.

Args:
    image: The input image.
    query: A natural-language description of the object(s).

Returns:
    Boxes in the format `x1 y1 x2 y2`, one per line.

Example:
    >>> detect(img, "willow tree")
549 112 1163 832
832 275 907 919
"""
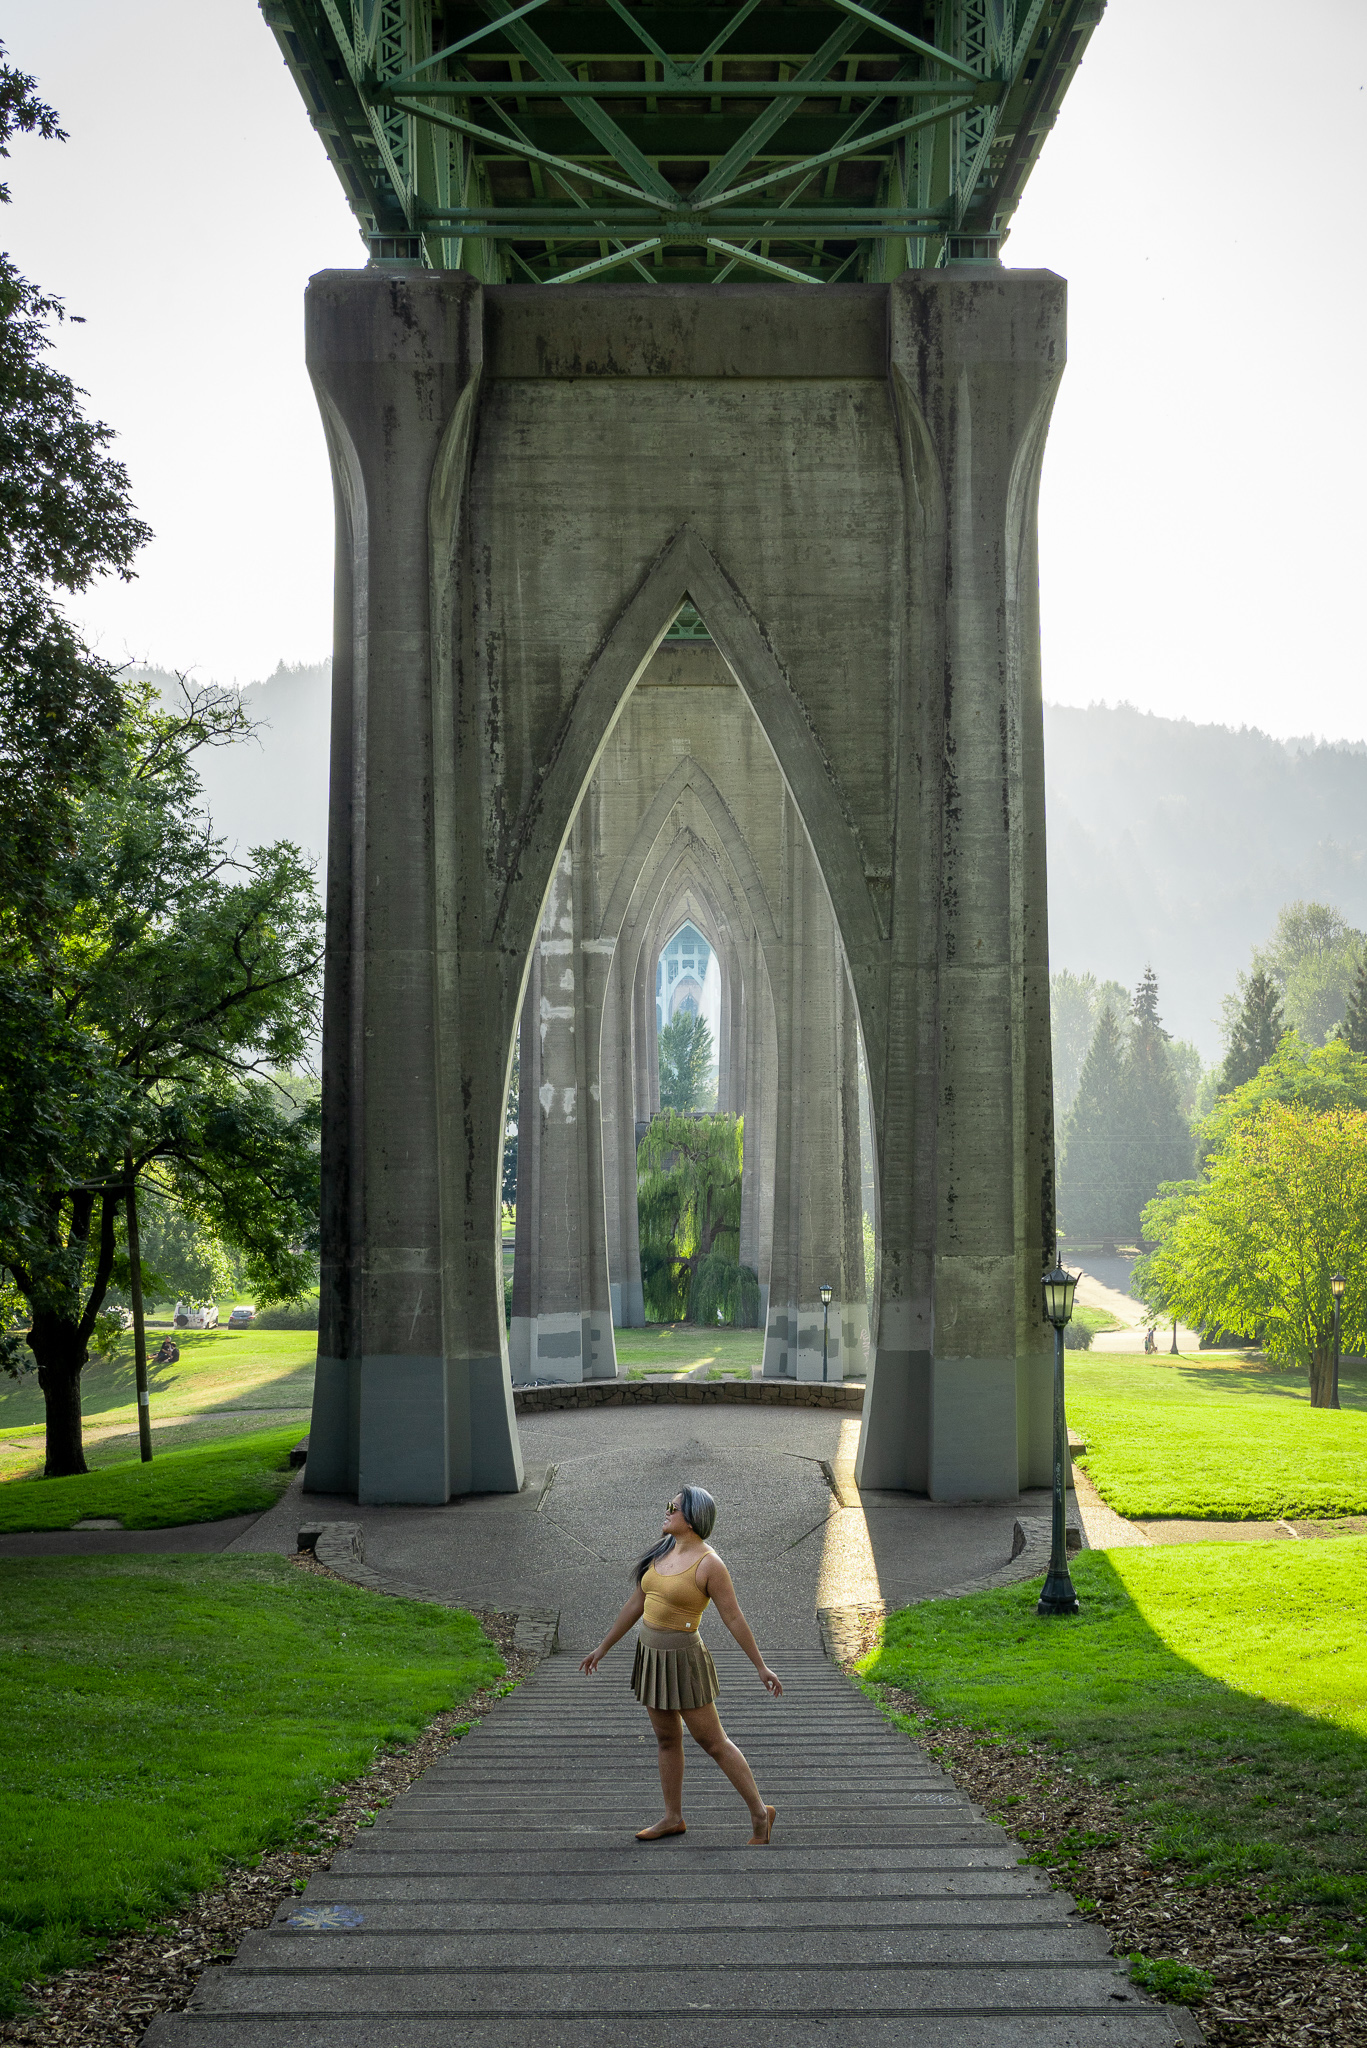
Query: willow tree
636 1111 758 1326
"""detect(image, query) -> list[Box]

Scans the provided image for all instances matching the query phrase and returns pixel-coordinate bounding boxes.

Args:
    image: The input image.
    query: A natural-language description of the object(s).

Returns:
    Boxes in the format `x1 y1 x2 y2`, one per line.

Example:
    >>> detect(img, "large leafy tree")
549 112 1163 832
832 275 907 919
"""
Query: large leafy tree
1343 954 1367 1058
1 678 324 1477
636 1111 757 1326
1141 1102 1367 1407
0 45 151 932
1198 1036 1367 1166
658 1008 714 1112
1246 901 1365 1047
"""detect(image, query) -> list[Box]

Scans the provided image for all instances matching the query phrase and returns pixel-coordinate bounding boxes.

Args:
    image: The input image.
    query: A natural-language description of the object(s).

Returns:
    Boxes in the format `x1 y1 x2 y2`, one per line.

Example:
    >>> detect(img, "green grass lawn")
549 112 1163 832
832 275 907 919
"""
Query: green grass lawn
863 1540 1367 1950
615 1324 764 1378
0 1426 302 1532
0 1328 316 1482
0 1555 503 2012
1068 1352 1367 1520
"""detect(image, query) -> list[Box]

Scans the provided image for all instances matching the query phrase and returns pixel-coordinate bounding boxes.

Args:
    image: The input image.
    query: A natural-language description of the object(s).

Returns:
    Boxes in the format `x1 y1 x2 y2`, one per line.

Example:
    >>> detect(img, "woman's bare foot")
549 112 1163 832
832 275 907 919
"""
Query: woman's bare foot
746 1804 777 1846
635 1818 686 1840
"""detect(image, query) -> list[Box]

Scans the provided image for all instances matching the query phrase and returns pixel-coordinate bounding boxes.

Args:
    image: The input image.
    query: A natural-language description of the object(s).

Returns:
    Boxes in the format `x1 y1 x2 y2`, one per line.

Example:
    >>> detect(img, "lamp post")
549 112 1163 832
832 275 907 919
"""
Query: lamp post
1170 1316 1179 1355
1331 1272 1346 1412
820 1282 832 1383
1038 1260 1081 1618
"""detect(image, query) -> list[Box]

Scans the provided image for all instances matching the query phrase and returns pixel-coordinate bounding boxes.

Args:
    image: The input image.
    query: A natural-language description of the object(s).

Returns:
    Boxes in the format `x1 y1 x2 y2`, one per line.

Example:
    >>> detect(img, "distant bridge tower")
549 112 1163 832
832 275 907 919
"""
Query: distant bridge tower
262 0 1106 1503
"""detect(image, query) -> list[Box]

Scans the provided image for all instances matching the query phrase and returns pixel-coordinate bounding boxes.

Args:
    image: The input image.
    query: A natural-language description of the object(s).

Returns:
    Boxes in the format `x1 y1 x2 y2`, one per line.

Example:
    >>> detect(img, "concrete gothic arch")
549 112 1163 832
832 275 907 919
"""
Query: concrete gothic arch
304 268 1064 1506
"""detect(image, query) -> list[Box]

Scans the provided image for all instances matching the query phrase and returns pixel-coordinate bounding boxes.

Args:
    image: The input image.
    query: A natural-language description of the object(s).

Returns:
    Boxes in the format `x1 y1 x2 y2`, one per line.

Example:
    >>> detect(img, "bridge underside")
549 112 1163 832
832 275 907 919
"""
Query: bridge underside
302 266 1061 1505
262 0 1103 285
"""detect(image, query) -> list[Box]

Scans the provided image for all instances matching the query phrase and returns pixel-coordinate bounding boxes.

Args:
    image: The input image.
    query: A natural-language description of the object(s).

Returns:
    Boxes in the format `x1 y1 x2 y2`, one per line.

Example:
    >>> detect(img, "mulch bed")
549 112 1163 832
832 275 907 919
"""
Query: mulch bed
0 1561 536 2048
860 1662 1365 2048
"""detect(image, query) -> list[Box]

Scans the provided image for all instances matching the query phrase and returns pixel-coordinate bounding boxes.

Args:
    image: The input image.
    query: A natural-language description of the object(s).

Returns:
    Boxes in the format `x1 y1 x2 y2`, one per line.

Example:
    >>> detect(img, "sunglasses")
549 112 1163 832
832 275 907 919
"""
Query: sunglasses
664 1499 682 1514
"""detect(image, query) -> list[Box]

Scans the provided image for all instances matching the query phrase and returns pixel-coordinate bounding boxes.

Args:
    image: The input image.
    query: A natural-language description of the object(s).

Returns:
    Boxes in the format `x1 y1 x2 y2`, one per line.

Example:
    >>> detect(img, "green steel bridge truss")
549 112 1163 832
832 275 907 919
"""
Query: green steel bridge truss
261 0 1104 285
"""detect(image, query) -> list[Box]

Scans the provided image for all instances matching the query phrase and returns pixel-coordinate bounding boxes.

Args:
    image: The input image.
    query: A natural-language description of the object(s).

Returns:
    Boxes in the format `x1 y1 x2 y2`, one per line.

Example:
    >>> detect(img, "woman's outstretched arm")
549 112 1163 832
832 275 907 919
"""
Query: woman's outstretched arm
579 1582 646 1675
701 1559 782 1695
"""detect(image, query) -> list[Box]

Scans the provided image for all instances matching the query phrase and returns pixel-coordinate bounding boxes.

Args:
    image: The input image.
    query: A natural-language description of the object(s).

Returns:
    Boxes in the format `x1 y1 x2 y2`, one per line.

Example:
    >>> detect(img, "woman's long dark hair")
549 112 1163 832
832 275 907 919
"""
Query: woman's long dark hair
633 1482 717 1584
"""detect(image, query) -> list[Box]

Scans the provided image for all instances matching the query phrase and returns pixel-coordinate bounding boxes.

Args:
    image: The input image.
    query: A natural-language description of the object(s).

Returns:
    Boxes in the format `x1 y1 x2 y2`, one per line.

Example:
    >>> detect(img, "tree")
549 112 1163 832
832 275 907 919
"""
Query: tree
0 46 151 932
1342 953 1367 1057
1249 901 1364 1046
1143 1103 1367 1406
1058 1005 1128 1241
1119 968 1193 1234
658 1009 714 1112
1050 970 1131 1123
0 680 324 1475
636 1111 758 1325
1219 969 1286 1092
1197 1036 1367 1168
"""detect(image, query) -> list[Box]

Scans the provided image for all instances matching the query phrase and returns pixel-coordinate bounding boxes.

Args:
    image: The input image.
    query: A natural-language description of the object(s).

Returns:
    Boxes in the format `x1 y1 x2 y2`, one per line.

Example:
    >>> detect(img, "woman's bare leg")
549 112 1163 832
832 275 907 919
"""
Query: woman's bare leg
636 1707 687 1838
681 1703 775 1844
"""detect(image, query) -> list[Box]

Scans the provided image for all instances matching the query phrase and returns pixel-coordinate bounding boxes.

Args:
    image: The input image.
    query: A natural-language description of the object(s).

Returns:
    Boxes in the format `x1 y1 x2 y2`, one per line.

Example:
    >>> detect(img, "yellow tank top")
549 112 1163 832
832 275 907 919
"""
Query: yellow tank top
642 1555 711 1632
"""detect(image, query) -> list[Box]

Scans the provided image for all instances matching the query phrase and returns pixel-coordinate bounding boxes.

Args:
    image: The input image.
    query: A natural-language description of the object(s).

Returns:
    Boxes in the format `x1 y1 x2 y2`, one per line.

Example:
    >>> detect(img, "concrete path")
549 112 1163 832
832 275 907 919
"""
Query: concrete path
146 1645 1194 2048
1072 1259 1202 1355
0 1512 265 1559
230 1406 1084 1650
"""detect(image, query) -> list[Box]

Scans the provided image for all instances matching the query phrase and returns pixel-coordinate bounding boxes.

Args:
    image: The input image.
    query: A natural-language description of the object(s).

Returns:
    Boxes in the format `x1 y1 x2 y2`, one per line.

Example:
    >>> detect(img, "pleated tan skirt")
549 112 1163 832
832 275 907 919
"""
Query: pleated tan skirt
631 1622 721 1710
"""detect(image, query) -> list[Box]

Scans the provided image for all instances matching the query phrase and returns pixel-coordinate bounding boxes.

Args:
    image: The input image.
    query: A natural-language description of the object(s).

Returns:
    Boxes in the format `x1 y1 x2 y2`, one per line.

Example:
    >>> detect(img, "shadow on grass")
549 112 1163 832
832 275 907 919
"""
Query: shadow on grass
860 1546 1367 1951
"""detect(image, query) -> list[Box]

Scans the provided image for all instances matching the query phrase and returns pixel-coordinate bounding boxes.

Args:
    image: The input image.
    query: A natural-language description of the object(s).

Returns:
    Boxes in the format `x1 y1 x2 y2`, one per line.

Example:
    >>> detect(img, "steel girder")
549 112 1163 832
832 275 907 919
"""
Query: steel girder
260 0 1104 283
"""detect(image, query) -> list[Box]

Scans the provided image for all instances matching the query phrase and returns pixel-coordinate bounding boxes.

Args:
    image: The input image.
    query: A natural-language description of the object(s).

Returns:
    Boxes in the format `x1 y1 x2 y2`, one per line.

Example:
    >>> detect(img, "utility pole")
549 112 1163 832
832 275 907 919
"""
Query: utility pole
124 1155 152 1462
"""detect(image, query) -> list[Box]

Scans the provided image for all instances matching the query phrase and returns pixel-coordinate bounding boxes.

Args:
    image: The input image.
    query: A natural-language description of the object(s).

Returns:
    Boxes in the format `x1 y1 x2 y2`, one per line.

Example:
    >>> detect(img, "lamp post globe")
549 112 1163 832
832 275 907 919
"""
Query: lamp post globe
1038 1260 1081 1617
819 1282 832 1383
1331 1273 1346 1411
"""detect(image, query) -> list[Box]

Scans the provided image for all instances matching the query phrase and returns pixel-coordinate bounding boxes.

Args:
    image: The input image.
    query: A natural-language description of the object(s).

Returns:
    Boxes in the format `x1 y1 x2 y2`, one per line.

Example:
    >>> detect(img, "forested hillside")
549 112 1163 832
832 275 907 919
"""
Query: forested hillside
141 665 1367 1068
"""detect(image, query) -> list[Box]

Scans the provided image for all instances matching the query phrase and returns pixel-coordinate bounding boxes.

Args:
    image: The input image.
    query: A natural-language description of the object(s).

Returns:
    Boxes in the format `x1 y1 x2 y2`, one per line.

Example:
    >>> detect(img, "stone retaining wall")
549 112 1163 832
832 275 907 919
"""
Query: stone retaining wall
513 1379 866 1414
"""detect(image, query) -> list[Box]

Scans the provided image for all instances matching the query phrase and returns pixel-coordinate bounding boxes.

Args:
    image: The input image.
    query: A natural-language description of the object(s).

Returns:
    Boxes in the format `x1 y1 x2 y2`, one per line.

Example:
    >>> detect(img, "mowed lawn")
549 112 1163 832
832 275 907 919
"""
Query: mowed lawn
614 1325 764 1378
863 1539 1367 1946
1067 1352 1367 1520
0 1328 316 1482
0 1426 302 1533
0 1556 504 2013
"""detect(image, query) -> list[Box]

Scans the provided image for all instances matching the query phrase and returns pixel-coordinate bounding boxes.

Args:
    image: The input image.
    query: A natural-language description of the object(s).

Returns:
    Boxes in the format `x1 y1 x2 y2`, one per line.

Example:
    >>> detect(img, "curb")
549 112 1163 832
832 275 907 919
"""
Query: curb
295 1521 560 1656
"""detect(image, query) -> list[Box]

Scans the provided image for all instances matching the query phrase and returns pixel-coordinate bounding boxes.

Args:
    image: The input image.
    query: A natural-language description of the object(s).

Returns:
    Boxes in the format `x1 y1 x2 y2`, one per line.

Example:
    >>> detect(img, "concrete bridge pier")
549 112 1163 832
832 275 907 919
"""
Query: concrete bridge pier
762 801 866 1382
510 836 619 1384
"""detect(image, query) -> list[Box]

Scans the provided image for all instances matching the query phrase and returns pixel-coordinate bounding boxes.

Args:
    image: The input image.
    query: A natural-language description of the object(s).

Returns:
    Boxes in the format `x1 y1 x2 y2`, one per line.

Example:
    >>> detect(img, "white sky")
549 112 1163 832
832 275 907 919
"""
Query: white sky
5 1 1367 737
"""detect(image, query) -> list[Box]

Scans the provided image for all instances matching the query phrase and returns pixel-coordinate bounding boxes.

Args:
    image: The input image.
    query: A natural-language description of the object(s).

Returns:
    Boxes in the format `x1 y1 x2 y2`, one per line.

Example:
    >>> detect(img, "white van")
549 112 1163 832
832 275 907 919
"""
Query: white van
173 1301 220 1330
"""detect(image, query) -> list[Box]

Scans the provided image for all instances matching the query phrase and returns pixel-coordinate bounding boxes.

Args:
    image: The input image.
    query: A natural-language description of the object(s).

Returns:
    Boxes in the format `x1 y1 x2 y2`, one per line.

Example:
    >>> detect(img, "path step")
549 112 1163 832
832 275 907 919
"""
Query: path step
144 1651 1199 2048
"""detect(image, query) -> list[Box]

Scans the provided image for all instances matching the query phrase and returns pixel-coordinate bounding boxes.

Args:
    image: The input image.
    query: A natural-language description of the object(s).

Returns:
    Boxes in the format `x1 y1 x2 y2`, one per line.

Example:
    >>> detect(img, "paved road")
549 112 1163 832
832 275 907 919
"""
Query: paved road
146 1646 1193 2048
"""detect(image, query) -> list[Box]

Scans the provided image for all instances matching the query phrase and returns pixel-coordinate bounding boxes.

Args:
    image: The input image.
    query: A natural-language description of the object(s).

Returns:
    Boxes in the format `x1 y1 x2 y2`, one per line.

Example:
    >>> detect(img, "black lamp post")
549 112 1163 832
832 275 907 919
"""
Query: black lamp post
820 1282 833 1382
1331 1272 1346 1411
1038 1260 1081 1617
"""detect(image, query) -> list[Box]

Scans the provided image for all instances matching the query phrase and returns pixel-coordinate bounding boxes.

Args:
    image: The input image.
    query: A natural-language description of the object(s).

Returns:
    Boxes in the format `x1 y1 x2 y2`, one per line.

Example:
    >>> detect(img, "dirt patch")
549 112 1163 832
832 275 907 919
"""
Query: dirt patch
862 1675 1365 2048
0 1571 535 2048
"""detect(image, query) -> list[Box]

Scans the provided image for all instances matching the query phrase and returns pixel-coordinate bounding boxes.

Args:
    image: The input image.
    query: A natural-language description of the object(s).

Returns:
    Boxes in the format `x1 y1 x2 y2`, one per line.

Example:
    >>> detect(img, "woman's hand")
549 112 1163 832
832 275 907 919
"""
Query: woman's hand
579 1646 605 1676
758 1665 783 1697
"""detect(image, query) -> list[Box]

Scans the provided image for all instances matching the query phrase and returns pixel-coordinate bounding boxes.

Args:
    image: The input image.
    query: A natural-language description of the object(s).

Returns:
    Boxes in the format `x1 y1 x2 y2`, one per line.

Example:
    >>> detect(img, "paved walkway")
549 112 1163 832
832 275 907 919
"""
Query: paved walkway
147 1645 1194 2048
228 1404 1085 1649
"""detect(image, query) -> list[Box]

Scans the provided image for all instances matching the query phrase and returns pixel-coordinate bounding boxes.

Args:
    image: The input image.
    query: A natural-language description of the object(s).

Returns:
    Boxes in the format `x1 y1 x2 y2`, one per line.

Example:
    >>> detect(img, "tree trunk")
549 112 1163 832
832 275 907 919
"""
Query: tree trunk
1309 1342 1336 1409
30 1315 90 1476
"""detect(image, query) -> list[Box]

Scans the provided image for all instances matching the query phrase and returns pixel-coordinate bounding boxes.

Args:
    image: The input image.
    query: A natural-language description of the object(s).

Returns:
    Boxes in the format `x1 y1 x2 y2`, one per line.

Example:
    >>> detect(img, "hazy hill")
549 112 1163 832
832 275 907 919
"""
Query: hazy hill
1043 704 1367 1059
132 667 1367 1065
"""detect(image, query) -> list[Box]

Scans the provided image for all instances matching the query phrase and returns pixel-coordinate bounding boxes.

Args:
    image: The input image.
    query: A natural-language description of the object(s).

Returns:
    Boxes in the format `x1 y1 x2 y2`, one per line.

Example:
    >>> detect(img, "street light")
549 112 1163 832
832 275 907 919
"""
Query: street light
1038 1260 1081 1618
820 1282 833 1383
1331 1273 1346 1412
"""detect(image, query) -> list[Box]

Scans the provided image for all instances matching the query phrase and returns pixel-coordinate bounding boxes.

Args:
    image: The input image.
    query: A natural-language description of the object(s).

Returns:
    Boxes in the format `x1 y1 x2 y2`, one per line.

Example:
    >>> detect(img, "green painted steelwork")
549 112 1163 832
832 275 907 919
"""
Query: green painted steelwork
260 0 1104 282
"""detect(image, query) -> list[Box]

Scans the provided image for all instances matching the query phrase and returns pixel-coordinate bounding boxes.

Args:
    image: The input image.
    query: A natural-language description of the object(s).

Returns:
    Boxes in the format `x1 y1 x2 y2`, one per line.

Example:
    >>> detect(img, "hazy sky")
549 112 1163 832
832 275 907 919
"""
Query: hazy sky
5 1 1366 739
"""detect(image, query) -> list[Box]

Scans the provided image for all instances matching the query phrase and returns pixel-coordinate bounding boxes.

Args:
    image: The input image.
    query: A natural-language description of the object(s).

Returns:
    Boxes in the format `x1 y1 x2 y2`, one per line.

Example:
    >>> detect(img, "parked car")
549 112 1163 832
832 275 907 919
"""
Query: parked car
173 1301 220 1330
227 1305 256 1329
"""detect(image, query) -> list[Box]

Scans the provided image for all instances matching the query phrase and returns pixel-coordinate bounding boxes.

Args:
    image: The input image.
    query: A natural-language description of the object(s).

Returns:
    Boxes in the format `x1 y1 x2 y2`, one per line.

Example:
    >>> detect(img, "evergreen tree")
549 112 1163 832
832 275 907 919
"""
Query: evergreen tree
1058 1006 1128 1242
1220 969 1286 1092
1343 953 1367 1058
1121 968 1193 1239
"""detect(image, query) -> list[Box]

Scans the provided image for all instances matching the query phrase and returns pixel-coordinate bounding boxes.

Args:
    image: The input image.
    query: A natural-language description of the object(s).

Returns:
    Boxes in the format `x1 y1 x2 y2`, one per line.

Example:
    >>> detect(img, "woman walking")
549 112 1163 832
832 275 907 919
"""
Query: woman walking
579 1483 783 1845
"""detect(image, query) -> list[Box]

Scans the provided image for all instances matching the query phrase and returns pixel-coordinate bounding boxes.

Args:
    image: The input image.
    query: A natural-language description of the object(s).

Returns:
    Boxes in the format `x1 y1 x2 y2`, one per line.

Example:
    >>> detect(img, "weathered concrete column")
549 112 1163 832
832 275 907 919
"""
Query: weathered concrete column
303 270 522 1503
599 935 645 1327
762 799 865 1381
855 268 1061 1496
510 835 619 1382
